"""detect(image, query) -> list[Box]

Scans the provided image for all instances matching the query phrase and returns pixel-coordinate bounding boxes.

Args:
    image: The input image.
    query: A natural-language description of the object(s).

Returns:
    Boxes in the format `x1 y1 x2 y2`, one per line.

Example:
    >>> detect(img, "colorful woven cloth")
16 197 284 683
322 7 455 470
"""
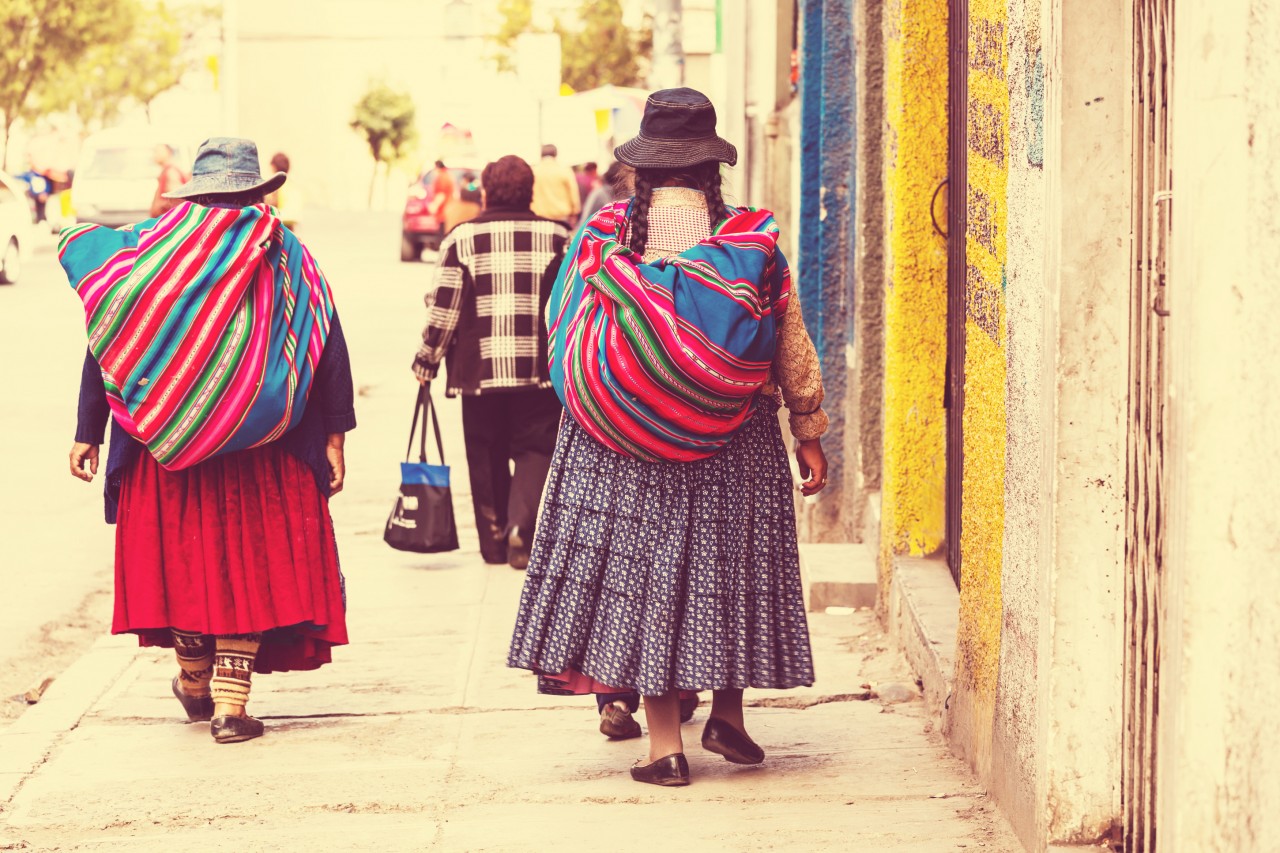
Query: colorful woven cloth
548 200 791 463
59 202 335 470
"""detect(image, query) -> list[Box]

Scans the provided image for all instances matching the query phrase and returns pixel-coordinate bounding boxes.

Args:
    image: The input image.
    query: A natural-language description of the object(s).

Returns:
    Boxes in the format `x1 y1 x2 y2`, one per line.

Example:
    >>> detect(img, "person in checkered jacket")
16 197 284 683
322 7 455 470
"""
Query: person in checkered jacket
413 155 570 570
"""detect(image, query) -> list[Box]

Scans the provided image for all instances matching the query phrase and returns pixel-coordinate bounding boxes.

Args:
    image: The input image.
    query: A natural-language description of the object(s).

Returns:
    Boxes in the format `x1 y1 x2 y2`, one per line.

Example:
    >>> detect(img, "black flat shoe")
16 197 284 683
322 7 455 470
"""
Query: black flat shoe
679 694 699 724
210 714 265 744
172 676 213 722
630 753 690 786
508 527 530 571
701 717 765 765
600 704 642 740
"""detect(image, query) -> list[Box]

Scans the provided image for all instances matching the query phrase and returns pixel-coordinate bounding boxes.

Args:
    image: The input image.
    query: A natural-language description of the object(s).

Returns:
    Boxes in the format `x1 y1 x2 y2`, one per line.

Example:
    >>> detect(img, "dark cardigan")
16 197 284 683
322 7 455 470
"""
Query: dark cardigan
75 314 357 523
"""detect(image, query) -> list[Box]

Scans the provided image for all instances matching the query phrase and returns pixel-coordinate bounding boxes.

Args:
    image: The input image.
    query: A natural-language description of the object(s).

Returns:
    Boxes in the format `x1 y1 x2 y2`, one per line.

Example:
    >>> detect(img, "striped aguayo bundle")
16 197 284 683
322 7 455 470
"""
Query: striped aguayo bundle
59 202 334 471
548 200 791 463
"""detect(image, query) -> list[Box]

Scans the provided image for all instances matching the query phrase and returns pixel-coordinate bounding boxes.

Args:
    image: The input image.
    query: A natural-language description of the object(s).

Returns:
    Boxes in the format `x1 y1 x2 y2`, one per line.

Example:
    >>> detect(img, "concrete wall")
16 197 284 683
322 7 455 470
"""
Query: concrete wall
950 0 1011 780
796 0 856 543
934 0 1129 846
846 0 886 543
878 0 949 593
1159 0 1280 848
988 0 1046 843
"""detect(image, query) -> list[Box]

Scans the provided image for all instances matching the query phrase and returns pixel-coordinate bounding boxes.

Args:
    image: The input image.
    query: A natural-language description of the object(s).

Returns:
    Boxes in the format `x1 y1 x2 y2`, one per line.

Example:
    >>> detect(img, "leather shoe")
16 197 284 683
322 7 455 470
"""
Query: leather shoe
508 527 531 570
679 693 699 724
701 717 765 765
171 676 213 722
630 752 690 786
599 703 642 740
210 714 265 744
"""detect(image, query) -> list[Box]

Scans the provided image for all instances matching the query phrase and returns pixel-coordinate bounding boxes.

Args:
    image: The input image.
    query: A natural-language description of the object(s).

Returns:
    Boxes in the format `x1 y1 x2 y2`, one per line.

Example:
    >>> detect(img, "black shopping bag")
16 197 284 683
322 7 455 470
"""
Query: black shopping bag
384 385 460 553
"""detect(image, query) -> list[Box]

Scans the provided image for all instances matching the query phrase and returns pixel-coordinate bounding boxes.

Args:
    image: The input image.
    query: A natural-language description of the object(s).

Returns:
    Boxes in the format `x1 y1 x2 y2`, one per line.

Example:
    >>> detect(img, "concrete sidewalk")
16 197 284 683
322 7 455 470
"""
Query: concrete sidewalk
0 524 1019 852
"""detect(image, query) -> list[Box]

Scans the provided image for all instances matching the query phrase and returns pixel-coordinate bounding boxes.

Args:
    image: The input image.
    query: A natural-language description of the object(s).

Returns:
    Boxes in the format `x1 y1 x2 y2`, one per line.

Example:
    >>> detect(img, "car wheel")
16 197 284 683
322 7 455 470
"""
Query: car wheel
0 239 19 284
400 234 420 262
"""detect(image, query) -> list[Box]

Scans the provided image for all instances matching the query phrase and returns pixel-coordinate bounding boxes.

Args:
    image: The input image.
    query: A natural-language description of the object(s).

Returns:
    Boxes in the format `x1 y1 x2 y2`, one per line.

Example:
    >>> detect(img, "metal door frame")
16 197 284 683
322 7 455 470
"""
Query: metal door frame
944 0 969 588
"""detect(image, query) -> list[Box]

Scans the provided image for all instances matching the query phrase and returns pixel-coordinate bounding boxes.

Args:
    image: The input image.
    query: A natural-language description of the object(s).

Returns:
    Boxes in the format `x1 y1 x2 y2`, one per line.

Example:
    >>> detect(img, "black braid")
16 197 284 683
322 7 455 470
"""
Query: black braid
630 170 654 255
697 163 729 230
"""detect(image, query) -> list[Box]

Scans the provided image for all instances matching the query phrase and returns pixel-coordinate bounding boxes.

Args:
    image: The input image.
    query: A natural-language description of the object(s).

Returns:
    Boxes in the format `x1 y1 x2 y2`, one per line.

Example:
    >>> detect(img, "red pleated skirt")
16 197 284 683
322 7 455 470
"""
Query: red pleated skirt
113 443 348 673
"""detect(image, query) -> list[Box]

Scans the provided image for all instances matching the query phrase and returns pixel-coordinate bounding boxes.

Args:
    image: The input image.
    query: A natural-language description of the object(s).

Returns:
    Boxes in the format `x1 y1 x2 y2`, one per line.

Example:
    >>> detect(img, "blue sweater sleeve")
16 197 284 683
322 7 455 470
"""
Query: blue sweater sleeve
312 314 357 434
75 349 110 444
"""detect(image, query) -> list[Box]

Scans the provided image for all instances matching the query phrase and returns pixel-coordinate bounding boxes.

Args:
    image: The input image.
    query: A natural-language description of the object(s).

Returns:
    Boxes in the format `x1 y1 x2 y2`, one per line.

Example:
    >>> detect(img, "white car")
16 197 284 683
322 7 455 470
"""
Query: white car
71 128 190 228
0 171 32 285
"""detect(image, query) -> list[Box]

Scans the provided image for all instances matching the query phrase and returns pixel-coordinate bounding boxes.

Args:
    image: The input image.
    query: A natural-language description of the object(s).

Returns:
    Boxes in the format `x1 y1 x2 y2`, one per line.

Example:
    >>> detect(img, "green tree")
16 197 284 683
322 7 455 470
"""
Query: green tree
0 0 137 161
350 81 418 207
491 0 650 91
558 0 647 91
39 2 216 129
491 0 533 73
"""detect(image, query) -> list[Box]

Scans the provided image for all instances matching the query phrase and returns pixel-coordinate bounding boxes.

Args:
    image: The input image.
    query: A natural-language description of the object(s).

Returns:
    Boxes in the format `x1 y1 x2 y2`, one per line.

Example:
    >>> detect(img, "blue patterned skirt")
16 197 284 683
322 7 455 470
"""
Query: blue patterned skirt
507 400 815 695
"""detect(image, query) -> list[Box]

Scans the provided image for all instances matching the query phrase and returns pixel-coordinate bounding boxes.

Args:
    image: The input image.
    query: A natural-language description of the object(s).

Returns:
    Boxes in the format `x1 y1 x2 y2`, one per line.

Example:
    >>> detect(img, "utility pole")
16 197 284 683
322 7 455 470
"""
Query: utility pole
650 0 684 89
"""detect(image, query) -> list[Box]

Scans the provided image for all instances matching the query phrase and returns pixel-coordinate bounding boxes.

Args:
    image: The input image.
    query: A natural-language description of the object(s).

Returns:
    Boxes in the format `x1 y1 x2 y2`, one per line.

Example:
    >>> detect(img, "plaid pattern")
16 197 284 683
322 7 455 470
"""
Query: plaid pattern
414 209 570 395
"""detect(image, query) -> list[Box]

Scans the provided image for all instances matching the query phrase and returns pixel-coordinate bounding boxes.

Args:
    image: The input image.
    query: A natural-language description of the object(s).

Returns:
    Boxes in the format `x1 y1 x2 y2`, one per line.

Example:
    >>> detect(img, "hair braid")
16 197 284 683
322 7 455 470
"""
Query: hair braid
629 170 654 256
698 163 729 231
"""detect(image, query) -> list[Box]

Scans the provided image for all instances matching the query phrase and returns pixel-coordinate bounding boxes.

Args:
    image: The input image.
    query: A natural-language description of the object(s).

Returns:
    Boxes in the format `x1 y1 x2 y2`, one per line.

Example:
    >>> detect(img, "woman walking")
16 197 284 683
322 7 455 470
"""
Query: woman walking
64 137 354 744
508 89 828 786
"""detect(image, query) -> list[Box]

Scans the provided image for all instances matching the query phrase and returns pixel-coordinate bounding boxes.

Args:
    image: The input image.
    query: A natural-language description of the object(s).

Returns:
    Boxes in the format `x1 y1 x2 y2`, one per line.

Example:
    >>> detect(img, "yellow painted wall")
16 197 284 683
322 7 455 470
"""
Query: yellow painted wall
879 0 949 595
954 0 1010 776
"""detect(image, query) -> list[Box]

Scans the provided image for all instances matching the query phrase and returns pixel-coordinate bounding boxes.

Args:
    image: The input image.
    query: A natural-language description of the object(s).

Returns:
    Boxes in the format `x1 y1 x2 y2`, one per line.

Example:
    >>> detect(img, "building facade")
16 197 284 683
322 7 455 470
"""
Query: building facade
716 0 1280 849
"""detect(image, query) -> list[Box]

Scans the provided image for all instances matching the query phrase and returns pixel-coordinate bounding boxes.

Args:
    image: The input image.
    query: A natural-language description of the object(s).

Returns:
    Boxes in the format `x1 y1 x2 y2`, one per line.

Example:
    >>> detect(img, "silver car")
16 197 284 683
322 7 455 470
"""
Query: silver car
0 171 32 284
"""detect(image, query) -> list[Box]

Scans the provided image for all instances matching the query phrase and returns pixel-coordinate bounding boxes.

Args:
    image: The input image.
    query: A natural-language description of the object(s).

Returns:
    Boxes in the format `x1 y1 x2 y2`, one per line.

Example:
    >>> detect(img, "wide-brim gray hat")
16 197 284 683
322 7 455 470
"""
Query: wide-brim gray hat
163 136 286 199
614 88 738 170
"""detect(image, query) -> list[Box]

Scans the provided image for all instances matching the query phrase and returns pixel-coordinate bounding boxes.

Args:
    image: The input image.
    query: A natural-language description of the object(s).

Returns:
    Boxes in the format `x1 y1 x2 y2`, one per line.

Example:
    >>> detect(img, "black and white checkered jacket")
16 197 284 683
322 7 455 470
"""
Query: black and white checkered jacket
413 208 571 396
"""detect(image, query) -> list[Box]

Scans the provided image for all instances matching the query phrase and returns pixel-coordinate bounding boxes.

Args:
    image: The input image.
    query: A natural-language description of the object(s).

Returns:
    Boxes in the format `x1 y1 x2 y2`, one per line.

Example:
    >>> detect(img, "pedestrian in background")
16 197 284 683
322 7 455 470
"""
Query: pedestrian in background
576 161 600 203
508 88 829 786
148 144 186 218
413 155 570 570
443 170 482 234
578 161 633 229
263 151 298 230
65 138 354 745
18 157 51 224
531 144 581 229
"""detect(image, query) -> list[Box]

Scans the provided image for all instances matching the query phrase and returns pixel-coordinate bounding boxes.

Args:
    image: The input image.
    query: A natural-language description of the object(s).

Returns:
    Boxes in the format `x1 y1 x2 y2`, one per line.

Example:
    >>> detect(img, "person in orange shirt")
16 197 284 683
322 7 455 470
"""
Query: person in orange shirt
530 144 581 228
149 144 188 218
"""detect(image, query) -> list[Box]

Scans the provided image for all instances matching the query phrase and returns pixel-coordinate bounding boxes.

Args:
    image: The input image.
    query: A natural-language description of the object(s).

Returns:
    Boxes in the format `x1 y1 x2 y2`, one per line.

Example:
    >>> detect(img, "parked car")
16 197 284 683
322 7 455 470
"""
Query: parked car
0 171 33 284
401 166 480 262
71 129 190 228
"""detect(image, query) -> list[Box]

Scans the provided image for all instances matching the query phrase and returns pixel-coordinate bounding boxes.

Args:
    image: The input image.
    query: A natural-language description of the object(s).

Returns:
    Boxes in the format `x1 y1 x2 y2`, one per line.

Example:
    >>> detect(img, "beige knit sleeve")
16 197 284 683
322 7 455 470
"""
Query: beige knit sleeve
774 288 829 441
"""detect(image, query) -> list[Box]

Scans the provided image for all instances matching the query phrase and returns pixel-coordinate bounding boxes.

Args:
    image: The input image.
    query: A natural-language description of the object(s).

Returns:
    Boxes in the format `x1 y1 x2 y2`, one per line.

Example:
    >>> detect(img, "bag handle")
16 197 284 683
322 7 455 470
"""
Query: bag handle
404 384 446 465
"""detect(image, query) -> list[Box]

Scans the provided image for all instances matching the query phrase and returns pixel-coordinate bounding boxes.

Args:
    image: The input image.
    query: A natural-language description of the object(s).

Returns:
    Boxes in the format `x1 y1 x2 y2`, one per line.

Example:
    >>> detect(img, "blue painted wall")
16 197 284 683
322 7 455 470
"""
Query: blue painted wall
799 0 856 495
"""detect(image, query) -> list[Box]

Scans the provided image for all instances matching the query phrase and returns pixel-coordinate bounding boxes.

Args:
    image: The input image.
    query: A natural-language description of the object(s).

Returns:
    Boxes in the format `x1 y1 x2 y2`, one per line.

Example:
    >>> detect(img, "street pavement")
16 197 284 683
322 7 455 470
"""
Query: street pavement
0 211 1019 852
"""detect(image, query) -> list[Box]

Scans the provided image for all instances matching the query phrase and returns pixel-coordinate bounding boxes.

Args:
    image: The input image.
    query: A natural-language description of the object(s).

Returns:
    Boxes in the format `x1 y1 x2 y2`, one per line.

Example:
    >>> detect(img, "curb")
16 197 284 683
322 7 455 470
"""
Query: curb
886 555 959 723
0 634 139 806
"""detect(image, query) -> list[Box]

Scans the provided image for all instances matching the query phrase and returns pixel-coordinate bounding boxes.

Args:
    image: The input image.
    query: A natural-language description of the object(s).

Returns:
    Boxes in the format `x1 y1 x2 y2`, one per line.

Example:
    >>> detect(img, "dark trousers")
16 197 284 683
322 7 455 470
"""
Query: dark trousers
460 387 562 563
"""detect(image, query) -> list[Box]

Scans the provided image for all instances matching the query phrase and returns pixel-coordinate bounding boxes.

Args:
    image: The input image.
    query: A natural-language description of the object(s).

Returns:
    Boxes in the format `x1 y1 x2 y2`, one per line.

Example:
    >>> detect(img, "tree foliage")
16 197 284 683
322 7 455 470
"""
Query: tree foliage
491 0 650 91
349 81 418 206
0 0 135 157
39 2 214 129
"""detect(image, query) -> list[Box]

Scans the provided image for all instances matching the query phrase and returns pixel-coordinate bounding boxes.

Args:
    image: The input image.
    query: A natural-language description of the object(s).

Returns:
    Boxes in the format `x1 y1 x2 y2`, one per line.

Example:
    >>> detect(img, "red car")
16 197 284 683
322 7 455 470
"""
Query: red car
402 166 477 261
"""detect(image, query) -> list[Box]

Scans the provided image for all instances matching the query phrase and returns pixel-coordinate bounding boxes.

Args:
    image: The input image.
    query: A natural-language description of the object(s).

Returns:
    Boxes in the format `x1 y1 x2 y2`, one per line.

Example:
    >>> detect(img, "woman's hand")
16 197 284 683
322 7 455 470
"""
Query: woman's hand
795 438 828 496
326 433 346 496
69 442 99 482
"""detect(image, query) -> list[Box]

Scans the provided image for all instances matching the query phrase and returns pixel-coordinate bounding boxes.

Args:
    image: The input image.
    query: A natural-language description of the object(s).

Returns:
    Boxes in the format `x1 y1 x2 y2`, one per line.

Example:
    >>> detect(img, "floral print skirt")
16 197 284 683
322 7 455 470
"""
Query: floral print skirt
507 400 815 695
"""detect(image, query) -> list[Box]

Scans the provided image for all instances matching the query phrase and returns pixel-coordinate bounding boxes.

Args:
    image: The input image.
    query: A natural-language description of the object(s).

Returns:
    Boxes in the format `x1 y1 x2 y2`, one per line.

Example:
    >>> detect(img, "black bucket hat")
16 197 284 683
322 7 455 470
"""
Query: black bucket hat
164 137 286 199
614 88 738 170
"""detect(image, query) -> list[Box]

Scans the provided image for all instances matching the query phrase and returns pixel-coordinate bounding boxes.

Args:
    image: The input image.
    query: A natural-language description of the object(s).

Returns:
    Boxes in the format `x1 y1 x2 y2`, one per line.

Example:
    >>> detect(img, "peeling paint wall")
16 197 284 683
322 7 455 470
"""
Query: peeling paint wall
951 0 1009 781
879 0 948 594
988 0 1046 845
796 0 857 543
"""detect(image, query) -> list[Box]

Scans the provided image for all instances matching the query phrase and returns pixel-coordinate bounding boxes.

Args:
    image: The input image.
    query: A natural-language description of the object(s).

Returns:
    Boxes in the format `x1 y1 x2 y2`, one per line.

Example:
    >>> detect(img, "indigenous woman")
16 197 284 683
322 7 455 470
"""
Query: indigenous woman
64 138 354 744
508 89 829 786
